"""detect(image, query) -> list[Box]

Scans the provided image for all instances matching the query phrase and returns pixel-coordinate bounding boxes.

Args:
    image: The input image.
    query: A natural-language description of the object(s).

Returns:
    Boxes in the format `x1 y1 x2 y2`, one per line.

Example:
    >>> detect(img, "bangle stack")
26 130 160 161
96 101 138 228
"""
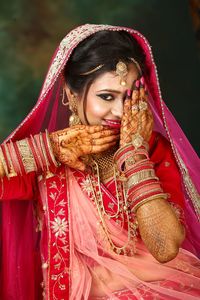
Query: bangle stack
0 130 58 178
114 135 168 212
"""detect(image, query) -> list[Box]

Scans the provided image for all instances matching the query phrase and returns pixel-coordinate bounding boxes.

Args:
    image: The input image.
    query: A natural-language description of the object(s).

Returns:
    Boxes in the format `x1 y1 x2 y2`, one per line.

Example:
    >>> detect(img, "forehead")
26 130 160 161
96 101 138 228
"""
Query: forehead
90 63 139 92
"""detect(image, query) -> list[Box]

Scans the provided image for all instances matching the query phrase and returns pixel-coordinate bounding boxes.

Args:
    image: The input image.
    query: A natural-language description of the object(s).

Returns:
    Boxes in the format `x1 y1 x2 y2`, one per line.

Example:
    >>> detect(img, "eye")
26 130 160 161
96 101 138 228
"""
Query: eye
97 93 114 101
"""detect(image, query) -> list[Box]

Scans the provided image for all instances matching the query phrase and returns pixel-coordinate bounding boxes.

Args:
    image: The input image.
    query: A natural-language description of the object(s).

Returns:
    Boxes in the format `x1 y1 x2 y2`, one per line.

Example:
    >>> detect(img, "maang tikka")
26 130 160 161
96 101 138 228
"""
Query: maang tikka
115 61 128 86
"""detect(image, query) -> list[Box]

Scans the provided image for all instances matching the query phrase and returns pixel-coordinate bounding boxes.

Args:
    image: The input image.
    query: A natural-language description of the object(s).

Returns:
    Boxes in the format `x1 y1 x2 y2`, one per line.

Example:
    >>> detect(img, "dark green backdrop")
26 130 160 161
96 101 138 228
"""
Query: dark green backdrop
0 0 200 154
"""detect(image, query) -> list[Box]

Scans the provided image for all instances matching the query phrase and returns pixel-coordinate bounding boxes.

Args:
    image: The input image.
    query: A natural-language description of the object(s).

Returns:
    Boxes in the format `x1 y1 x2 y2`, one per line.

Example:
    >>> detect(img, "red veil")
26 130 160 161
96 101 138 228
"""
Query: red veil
1 24 200 299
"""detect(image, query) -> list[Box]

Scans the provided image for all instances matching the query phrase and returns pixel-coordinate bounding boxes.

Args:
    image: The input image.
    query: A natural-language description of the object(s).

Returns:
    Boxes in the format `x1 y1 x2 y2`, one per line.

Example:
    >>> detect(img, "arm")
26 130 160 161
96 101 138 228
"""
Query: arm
0 126 118 200
136 198 185 263
0 131 58 201
132 133 185 263
119 78 184 263
0 131 58 180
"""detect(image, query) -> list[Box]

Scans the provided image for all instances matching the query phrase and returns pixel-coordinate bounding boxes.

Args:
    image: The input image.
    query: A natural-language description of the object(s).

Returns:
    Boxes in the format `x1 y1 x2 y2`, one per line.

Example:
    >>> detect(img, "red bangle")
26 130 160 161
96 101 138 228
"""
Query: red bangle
13 142 26 175
27 137 40 172
7 141 21 175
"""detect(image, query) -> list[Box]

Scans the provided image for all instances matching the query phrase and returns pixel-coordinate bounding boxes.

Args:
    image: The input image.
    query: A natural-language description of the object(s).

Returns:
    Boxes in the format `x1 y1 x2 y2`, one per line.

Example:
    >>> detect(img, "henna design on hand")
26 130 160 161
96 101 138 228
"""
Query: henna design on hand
120 78 154 147
136 198 185 263
50 125 119 171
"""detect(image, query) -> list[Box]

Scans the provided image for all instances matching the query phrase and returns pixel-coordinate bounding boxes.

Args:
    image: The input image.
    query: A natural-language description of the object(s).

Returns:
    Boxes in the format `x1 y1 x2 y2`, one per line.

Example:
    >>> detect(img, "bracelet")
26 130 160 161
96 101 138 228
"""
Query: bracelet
17 139 37 174
131 193 168 212
8 141 22 175
127 169 158 188
3 143 17 177
44 130 58 167
0 177 4 199
0 147 7 177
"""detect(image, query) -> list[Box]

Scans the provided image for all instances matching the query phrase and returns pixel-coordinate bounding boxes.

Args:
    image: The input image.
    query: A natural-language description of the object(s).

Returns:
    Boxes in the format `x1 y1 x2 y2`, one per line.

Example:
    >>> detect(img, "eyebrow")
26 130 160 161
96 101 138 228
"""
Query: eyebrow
96 89 121 93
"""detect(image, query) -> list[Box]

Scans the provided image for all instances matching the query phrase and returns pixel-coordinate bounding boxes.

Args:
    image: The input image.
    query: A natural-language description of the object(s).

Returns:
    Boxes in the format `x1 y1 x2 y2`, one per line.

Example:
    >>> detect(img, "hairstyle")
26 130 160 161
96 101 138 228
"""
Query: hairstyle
63 30 146 94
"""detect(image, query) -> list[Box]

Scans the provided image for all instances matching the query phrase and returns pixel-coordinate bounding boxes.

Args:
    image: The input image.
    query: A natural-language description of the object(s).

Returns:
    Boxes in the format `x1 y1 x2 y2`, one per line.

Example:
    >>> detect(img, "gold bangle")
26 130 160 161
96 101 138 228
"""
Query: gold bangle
127 169 158 188
17 139 36 173
0 146 9 177
0 159 5 178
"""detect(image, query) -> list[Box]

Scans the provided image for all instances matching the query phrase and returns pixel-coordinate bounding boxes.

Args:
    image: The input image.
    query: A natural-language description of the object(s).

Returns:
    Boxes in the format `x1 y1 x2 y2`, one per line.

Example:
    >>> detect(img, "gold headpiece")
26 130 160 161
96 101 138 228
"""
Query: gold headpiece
80 64 104 76
115 61 128 86
79 58 142 83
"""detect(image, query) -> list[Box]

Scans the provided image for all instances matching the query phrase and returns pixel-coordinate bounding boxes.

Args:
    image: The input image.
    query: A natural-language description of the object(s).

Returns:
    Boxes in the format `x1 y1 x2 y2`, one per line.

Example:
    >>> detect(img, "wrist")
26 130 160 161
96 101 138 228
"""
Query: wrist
0 131 58 178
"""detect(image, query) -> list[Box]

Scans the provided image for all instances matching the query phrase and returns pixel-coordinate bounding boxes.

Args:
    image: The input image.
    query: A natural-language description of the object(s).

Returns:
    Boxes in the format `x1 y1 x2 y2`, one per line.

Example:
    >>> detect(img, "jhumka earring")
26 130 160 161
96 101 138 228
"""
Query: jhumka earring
61 86 82 126
115 61 128 86
68 95 82 126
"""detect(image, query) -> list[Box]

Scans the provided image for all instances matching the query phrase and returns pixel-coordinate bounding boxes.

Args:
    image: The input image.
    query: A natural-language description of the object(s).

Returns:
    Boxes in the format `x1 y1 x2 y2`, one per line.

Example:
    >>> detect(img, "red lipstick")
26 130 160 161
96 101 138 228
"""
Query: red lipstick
103 119 121 129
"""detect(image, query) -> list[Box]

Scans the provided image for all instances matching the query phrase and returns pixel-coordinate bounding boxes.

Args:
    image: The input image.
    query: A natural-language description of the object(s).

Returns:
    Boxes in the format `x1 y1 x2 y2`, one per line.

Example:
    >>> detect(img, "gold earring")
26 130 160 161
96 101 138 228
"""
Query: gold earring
69 95 82 126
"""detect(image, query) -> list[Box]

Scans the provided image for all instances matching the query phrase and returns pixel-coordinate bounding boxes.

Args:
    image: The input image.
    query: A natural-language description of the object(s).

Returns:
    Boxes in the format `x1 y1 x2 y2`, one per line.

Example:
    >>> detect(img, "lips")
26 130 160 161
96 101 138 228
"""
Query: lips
103 119 121 129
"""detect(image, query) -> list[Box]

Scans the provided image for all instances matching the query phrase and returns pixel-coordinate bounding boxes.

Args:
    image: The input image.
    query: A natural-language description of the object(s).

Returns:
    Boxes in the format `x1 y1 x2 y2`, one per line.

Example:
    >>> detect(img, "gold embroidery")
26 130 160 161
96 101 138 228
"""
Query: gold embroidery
178 154 200 221
47 172 70 296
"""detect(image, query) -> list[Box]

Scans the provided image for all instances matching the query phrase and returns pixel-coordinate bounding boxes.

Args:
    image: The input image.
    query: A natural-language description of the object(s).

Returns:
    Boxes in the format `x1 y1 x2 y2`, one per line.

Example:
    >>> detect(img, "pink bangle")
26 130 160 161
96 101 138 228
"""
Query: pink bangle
130 193 168 212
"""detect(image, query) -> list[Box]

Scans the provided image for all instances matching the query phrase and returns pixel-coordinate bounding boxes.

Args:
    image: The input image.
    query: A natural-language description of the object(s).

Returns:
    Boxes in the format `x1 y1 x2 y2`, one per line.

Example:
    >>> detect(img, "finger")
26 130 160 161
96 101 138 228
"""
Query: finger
121 94 132 129
86 125 108 134
91 134 120 145
91 129 119 139
74 159 86 171
91 141 117 154
131 80 140 105
140 78 149 101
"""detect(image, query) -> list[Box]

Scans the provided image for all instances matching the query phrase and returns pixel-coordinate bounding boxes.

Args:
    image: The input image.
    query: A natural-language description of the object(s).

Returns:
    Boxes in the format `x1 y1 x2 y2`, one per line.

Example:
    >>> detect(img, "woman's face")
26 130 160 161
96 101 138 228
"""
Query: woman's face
77 63 139 128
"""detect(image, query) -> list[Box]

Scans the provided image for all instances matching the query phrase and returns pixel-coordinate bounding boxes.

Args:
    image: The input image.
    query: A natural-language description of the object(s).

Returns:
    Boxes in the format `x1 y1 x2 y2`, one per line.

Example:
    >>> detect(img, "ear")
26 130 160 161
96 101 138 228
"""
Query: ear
63 84 77 101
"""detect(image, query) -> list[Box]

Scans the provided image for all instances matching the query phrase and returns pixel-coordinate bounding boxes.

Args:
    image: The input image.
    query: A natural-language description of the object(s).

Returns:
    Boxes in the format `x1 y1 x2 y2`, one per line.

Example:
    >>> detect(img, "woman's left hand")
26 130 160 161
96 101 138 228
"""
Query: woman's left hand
120 78 153 147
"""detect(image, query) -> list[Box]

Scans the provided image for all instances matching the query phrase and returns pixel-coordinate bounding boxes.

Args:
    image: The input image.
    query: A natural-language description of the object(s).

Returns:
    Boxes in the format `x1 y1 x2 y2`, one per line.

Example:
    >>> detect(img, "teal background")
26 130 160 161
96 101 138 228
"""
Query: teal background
0 0 200 154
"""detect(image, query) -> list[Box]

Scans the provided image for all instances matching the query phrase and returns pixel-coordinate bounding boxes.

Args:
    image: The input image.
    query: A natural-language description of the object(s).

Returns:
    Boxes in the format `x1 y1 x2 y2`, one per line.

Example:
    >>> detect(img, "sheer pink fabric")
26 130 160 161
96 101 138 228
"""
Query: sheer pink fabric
1 24 200 299
69 169 200 299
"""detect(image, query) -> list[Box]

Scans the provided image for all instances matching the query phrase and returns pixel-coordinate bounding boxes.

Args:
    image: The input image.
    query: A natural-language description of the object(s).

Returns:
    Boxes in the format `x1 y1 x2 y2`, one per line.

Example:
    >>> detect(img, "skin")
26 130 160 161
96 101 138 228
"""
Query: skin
78 63 139 126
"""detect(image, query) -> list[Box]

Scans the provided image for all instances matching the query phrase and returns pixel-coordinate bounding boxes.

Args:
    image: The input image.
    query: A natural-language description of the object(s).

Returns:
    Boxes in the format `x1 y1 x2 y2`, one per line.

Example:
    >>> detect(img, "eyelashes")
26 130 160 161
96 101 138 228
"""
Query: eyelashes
96 93 114 101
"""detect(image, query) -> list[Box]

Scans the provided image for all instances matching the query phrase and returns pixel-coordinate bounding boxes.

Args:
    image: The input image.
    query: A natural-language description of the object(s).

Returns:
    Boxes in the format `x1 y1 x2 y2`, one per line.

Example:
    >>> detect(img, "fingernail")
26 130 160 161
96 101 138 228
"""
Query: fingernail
140 76 145 85
135 80 140 89
126 89 132 98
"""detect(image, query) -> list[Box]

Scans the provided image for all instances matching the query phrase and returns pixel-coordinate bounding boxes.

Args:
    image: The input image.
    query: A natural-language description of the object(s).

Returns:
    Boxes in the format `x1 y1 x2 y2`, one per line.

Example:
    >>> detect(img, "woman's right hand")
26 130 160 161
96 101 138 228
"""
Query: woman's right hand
49 125 119 171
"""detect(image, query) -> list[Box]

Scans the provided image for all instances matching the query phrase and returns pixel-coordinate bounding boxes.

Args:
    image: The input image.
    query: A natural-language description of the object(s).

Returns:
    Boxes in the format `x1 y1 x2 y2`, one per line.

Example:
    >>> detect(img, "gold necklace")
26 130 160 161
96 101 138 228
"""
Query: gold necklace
91 147 116 182
88 159 138 256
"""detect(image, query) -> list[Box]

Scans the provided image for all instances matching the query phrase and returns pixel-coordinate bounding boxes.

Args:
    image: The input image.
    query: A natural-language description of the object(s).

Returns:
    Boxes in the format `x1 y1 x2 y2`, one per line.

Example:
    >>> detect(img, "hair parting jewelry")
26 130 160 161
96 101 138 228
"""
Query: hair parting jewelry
129 57 142 76
80 64 104 76
79 57 142 82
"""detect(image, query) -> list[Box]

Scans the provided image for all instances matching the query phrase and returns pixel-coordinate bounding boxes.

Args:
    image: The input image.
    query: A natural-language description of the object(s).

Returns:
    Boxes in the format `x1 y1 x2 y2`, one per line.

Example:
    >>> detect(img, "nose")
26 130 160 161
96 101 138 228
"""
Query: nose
111 98 123 119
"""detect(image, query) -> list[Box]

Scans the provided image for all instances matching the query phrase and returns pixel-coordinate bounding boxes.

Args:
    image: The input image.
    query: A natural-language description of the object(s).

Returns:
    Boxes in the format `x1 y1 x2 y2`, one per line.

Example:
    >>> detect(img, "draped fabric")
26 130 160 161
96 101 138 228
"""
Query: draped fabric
0 24 200 299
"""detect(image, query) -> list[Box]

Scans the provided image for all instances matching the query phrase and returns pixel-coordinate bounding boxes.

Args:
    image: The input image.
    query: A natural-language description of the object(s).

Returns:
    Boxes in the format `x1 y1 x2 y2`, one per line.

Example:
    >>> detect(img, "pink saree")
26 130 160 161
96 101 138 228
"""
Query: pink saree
0 24 200 299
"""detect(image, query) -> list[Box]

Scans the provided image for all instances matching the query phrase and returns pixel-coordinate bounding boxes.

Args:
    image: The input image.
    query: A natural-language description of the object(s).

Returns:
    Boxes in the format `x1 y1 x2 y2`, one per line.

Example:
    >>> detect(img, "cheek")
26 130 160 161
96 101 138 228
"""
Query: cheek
86 98 109 119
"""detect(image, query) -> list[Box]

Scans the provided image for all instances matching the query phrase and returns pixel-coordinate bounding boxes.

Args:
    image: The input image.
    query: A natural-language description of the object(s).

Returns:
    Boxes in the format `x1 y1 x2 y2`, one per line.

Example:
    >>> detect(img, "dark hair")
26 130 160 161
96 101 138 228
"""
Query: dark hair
63 30 146 94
